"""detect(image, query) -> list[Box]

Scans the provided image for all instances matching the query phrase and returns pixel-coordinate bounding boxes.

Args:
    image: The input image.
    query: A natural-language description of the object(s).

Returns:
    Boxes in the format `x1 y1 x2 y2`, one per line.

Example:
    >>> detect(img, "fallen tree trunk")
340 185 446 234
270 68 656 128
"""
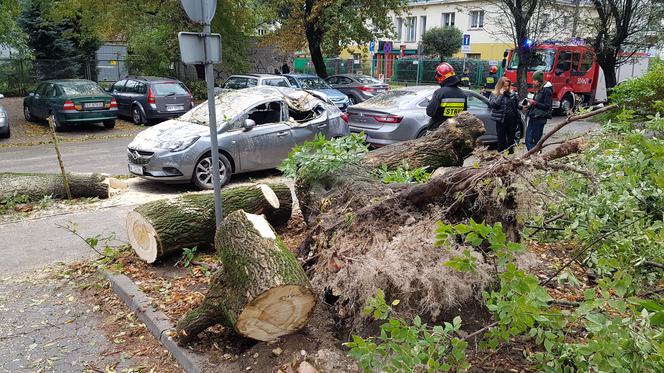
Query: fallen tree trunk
361 111 485 170
0 172 116 201
176 210 315 344
127 184 292 263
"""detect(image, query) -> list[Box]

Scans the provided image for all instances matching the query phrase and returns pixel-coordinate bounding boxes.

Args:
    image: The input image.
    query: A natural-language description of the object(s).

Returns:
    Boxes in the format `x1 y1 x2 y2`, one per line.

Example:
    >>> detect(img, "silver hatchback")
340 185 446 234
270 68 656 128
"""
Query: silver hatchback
127 87 349 189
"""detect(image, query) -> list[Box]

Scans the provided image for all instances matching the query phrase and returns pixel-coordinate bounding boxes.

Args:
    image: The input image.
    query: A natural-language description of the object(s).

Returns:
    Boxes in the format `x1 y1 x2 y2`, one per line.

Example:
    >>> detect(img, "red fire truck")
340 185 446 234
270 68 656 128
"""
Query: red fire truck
503 42 608 114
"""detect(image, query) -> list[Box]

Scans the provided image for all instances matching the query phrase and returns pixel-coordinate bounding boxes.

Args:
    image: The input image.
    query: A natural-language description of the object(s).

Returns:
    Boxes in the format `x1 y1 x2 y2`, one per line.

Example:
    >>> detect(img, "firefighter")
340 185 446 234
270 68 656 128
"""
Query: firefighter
482 65 499 98
426 63 468 131
460 67 471 87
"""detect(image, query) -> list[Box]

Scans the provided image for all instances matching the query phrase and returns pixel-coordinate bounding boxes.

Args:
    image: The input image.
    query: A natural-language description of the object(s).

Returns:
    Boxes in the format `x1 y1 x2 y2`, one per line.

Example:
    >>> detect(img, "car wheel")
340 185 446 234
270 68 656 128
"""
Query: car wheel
24 106 34 122
348 95 358 105
131 105 144 125
103 119 116 129
192 152 232 190
0 126 9 139
555 94 574 116
416 128 429 138
49 113 66 132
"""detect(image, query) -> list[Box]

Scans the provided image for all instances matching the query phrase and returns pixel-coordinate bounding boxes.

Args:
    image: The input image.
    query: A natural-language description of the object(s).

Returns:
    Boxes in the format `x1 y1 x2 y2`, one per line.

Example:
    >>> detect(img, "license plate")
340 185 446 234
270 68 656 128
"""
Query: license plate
166 105 184 112
84 102 104 109
128 164 143 175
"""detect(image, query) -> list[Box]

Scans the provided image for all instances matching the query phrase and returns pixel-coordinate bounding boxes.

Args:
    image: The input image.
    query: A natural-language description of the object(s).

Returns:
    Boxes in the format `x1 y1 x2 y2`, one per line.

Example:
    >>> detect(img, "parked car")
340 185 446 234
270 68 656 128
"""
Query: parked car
109 77 193 125
127 87 350 189
347 86 523 147
283 74 351 111
23 79 117 131
220 74 291 90
0 94 9 139
324 74 389 104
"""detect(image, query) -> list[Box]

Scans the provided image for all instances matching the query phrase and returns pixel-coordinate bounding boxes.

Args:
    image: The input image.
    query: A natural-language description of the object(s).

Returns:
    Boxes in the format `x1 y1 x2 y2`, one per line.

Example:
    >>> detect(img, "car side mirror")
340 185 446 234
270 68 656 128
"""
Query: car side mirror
0 94 4 99
243 119 256 131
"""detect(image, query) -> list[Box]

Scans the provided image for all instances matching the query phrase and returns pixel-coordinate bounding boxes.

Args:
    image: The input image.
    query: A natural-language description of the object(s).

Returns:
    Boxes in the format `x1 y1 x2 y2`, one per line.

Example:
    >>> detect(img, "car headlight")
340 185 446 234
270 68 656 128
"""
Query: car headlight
160 136 200 152
0 112 6 119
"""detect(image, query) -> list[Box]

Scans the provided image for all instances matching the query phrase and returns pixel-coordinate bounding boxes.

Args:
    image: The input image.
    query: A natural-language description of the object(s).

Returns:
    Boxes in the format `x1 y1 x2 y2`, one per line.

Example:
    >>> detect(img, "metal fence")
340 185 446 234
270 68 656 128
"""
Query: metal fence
293 58 356 76
384 57 502 86
0 57 197 96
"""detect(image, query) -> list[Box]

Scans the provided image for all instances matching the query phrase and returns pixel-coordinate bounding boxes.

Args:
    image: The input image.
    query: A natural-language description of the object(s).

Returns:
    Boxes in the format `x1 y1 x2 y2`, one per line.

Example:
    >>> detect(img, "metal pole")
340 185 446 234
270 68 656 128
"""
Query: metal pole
203 0 223 226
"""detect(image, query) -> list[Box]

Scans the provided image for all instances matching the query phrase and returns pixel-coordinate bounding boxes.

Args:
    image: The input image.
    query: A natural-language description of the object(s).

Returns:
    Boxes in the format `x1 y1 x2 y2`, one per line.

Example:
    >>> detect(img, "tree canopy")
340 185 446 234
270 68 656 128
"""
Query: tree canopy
0 0 28 53
263 0 408 78
421 27 463 61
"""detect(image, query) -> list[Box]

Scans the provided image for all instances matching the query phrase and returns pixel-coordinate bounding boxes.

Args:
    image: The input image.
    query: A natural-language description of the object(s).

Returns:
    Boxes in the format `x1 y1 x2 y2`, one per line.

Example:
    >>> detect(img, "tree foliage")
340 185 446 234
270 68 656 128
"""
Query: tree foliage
588 0 664 88
421 27 463 62
263 0 408 78
0 0 28 52
18 0 102 79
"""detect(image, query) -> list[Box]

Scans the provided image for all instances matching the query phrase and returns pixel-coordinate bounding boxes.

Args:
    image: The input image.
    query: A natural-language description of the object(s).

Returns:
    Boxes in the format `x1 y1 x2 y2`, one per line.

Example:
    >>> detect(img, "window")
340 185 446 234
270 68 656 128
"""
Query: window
326 76 338 85
45 84 57 97
579 52 593 74
285 76 298 87
247 101 284 125
557 51 573 71
508 49 556 71
395 17 403 41
442 12 455 27
405 17 417 42
223 77 248 89
420 16 427 38
112 79 127 92
61 81 106 96
124 80 138 93
466 94 487 110
338 77 353 85
299 77 331 89
263 78 289 87
152 82 188 96
256 28 265 36
466 53 481 59
470 10 484 28
136 83 147 94
246 78 258 87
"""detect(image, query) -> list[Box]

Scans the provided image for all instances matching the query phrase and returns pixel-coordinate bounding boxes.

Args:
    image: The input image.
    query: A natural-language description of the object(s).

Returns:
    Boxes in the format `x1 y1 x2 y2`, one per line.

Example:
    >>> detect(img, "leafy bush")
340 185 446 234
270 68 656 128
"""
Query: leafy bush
610 62 664 117
345 289 469 373
279 133 369 179
184 80 207 101
375 164 431 184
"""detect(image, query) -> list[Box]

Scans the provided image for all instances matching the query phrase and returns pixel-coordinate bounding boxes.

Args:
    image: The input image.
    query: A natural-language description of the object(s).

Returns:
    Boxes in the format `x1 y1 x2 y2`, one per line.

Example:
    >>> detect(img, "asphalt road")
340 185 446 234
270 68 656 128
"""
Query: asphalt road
0 137 131 175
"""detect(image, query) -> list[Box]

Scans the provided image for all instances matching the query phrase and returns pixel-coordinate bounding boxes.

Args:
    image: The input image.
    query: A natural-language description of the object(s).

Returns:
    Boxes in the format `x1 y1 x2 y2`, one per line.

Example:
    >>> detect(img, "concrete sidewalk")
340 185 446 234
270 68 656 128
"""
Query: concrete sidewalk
0 205 133 275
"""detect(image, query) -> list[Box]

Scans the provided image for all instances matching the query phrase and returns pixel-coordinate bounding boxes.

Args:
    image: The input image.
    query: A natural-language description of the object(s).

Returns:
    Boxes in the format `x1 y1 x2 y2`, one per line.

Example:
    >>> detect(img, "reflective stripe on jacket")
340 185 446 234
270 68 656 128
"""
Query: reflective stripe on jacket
426 81 467 129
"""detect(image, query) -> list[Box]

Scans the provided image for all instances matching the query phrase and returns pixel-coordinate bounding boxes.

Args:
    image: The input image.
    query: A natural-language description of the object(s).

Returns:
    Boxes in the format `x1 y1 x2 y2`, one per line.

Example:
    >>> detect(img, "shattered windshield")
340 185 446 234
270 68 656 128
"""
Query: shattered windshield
299 77 331 90
359 90 419 108
61 81 106 96
507 49 556 71
179 90 258 128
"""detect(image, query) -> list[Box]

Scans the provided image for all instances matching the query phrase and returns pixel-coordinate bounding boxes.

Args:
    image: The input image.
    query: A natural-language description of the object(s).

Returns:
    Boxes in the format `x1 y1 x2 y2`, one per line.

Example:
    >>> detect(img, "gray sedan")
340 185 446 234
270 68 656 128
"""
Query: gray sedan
325 74 389 104
347 86 521 147
127 87 349 189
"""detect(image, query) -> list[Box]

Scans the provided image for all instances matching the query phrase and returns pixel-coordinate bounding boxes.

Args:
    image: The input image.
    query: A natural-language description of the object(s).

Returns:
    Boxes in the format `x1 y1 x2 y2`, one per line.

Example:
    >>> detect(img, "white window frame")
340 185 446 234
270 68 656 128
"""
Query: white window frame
442 12 455 27
419 16 427 40
405 17 417 42
395 17 403 41
470 10 484 29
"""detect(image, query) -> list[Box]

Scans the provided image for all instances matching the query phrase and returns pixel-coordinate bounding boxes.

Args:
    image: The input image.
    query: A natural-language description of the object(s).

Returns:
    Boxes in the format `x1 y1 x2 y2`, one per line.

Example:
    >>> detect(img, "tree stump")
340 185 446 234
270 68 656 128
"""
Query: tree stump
176 210 315 343
127 184 292 263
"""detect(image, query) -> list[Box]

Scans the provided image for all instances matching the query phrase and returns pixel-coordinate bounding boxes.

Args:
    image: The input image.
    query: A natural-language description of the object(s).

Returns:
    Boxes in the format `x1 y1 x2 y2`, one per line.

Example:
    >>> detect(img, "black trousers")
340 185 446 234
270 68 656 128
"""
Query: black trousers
496 116 518 153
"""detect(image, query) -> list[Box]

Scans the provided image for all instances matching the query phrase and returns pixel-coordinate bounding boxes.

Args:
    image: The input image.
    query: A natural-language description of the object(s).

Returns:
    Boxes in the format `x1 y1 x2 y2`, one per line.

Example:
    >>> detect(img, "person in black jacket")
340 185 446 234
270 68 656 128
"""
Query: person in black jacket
426 63 468 131
525 70 553 150
488 77 520 153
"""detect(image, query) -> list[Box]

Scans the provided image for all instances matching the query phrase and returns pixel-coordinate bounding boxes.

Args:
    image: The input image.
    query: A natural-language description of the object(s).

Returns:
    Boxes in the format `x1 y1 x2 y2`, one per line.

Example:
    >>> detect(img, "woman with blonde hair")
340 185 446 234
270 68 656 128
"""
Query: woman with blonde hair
488 77 520 153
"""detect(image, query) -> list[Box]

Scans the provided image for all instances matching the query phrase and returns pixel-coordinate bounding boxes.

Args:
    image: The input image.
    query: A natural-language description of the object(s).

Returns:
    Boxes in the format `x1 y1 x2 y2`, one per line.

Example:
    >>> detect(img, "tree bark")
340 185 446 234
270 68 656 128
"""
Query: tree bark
176 210 315 344
361 111 486 170
306 25 327 78
0 172 112 201
127 184 292 263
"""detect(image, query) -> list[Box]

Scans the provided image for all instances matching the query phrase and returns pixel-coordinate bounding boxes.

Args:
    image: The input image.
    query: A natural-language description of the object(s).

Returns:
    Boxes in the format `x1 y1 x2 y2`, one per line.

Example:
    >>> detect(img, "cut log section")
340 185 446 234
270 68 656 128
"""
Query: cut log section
127 183 292 263
176 210 315 343
0 172 119 201
361 111 485 170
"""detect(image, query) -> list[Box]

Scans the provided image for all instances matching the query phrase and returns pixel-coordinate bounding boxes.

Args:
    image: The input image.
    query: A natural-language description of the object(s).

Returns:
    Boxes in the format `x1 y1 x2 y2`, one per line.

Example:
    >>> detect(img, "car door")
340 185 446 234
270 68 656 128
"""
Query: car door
466 92 497 143
32 83 51 119
233 100 295 172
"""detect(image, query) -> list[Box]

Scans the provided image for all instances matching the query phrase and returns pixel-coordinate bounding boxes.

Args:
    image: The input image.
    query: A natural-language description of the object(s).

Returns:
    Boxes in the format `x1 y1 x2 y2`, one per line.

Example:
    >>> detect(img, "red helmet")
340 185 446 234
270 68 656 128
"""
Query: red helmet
489 65 498 74
435 63 455 84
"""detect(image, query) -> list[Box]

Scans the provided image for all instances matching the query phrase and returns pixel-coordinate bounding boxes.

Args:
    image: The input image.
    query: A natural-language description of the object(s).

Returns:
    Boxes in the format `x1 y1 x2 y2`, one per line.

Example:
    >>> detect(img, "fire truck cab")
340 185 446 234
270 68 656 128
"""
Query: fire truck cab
503 42 607 114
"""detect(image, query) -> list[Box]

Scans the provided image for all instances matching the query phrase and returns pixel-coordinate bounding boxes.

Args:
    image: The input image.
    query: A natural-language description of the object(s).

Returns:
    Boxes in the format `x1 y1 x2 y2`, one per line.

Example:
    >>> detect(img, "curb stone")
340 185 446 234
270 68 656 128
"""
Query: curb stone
99 269 206 373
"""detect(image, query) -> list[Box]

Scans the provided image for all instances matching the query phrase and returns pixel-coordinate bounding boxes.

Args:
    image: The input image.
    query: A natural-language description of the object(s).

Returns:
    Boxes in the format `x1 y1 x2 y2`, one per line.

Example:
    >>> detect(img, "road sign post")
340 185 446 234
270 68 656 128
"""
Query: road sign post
461 34 471 71
369 41 375 77
180 0 224 226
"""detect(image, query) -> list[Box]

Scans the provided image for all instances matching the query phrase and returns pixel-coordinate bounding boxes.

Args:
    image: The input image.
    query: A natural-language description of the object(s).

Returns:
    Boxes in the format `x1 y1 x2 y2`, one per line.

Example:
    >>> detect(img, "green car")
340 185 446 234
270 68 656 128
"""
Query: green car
23 79 118 131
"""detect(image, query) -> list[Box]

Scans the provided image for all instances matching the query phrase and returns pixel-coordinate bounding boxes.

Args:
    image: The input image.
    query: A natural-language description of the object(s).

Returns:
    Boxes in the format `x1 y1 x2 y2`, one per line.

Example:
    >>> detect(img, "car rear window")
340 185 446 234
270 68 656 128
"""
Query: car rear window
61 82 106 96
152 82 188 96
355 76 382 84
361 90 418 108
299 77 331 90
263 79 290 87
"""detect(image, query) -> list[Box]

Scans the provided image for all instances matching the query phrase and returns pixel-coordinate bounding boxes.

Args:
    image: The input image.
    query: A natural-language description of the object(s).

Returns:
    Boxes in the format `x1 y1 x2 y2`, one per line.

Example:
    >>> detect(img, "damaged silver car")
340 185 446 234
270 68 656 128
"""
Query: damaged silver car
127 87 350 189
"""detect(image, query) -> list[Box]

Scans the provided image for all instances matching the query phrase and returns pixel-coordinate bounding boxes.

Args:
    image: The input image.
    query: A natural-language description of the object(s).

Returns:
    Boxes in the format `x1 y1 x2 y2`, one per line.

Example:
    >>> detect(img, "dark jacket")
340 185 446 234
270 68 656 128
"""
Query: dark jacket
489 91 519 123
528 82 553 119
484 73 498 90
426 75 468 129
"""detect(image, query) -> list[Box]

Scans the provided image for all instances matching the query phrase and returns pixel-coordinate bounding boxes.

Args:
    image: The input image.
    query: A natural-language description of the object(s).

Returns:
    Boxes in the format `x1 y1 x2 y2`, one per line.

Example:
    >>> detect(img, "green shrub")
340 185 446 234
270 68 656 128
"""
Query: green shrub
375 164 431 184
610 62 664 117
184 80 207 101
279 133 369 179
